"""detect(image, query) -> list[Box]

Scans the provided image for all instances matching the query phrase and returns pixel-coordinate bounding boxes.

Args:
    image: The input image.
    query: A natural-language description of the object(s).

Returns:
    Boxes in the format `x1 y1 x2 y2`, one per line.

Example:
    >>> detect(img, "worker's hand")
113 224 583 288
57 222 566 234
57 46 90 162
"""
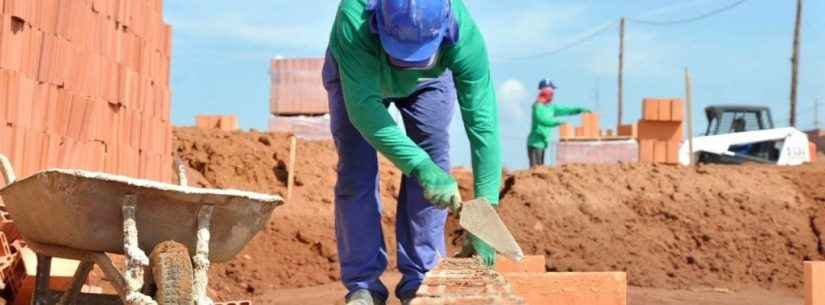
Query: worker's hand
412 159 461 213
469 234 496 267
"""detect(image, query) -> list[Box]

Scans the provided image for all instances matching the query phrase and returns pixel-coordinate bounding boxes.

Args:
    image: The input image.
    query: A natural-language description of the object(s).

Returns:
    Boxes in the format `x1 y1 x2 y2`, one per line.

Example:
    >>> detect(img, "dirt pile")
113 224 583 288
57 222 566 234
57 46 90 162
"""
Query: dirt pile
172 127 825 301
497 163 825 290
173 127 404 299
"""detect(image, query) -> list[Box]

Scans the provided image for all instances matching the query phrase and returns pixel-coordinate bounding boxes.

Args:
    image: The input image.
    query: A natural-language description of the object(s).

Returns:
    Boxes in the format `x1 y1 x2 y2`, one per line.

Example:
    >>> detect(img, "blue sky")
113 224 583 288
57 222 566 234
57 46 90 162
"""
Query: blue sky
165 0 824 169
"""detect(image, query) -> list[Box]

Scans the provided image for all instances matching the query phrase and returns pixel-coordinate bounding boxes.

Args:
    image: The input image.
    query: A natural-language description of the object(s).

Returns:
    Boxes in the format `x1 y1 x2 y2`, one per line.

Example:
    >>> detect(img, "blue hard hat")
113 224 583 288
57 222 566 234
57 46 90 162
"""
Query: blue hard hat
538 79 557 90
374 0 452 65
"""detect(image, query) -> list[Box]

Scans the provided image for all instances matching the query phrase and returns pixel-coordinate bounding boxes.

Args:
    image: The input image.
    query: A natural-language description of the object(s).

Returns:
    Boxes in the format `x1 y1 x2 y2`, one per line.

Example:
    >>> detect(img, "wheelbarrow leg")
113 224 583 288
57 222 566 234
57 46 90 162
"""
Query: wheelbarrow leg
33 254 52 305
122 194 157 305
192 205 214 305
57 260 93 305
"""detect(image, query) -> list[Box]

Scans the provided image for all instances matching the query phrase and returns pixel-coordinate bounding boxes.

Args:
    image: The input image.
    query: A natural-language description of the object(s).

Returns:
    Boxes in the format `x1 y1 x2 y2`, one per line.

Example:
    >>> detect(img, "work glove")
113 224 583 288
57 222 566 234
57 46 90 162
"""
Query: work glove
411 159 461 213
457 234 496 267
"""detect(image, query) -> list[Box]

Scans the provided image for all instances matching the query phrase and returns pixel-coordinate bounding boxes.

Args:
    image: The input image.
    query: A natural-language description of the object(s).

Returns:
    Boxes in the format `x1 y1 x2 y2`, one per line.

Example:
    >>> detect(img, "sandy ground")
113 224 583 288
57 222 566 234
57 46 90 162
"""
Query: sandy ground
258 272 804 305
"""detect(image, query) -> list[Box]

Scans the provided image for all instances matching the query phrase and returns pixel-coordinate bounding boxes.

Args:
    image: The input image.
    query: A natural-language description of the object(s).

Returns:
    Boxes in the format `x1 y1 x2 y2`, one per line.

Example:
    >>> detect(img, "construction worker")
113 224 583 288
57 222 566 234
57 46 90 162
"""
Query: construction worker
321 0 501 304
526 79 590 167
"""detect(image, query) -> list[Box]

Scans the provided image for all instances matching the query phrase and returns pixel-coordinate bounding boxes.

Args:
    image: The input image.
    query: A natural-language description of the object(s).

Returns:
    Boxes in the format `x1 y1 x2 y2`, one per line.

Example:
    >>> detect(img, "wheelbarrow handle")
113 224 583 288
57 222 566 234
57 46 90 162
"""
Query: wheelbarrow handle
0 153 15 185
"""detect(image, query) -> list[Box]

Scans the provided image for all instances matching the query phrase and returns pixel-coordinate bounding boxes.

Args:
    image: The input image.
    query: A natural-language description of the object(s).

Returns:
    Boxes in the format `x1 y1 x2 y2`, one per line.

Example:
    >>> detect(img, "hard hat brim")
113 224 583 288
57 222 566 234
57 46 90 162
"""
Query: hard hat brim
378 27 445 66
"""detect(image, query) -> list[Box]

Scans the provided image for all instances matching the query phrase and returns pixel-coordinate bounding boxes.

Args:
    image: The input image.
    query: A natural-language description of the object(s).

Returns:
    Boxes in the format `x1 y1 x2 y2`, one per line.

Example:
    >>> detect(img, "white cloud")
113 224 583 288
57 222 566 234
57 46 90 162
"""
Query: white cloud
167 12 334 53
497 79 530 120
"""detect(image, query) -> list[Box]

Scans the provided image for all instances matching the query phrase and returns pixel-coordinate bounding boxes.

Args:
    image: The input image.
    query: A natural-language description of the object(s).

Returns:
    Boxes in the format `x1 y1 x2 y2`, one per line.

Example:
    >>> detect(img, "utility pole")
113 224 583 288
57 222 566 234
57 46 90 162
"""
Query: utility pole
618 17 626 129
789 0 802 127
685 68 695 166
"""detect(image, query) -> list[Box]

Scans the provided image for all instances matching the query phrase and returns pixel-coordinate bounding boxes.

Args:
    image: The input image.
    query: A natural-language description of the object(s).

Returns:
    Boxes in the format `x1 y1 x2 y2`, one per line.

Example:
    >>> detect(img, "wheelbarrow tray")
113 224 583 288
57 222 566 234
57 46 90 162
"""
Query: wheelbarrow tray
0 169 283 263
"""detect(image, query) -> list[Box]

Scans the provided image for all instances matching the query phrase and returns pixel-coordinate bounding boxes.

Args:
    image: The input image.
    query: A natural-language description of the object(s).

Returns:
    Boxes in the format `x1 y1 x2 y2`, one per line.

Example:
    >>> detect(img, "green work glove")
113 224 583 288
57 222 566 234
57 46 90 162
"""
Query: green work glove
469 234 496 267
411 159 461 212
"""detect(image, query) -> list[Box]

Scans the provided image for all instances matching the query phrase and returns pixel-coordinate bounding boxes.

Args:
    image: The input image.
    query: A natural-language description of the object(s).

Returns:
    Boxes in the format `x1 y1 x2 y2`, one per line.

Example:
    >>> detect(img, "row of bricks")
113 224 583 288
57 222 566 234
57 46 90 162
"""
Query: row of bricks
640 140 680 165
2 0 171 57
642 98 684 122
0 16 171 102
0 70 172 156
411 258 525 305
195 115 239 132
0 126 174 184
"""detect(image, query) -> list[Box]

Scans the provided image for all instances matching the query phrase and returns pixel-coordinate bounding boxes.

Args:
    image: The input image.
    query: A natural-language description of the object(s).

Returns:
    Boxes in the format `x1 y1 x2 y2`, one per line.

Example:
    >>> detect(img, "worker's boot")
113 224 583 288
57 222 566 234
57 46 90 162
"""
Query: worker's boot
346 289 386 305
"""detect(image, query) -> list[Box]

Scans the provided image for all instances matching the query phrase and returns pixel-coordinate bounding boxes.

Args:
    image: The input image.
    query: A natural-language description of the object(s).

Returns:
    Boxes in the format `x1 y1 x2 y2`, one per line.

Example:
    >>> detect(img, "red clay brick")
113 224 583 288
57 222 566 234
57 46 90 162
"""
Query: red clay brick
654 141 667 164
13 74 35 128
670 99 684 122
558 124 574 140
639 140 654 164
642 98 658 121
21 129 43 177
666 141 680 165
617 124 637 138
806 261 825 305
504 272 627 305
657 99 672 121
9 127 25 173
65 95 87 140
40 133 60 169
637 121 683 143
29 82 49 132
495 256 546 274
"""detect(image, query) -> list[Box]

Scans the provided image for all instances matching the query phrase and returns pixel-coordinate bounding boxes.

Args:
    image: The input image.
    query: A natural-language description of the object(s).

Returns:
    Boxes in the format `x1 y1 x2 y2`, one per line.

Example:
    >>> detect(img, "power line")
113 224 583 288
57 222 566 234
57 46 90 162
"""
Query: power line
627 0 748 26
497 21 619 61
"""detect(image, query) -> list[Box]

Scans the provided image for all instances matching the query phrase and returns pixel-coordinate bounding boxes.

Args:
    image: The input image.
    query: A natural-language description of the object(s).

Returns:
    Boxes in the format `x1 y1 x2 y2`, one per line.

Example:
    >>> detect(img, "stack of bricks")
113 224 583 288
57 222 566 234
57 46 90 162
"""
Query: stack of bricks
0 0 173 184
270 57 327 115
638 98 684 164
559 113 601 140
411 258 525 305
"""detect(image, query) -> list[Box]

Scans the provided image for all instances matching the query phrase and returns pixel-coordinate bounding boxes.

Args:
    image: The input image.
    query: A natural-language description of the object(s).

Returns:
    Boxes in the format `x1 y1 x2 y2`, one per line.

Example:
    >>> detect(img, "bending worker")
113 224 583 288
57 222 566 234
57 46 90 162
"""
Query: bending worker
527 79 590 167
322 0 501 304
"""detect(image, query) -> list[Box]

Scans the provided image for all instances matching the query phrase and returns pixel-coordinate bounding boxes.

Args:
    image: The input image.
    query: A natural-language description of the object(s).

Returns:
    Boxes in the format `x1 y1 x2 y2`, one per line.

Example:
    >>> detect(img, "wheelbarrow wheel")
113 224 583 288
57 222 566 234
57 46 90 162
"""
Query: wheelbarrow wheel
150 241 194 305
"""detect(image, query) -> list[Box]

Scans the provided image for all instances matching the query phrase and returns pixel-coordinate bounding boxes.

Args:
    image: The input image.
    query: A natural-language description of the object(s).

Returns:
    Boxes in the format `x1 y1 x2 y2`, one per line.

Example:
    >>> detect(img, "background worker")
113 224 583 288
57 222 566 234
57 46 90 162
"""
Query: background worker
322 0 502 304
527 79 590 167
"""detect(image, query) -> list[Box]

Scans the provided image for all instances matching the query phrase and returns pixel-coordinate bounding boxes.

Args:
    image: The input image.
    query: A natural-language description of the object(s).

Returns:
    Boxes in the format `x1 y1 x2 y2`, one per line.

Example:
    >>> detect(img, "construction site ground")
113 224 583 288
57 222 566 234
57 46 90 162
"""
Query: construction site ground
171 127 825 305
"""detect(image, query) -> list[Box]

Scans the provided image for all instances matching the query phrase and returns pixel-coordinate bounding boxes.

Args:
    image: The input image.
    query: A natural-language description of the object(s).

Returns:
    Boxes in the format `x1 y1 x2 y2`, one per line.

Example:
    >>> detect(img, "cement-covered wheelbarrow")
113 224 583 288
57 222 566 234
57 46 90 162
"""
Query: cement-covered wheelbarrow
0 154 283 305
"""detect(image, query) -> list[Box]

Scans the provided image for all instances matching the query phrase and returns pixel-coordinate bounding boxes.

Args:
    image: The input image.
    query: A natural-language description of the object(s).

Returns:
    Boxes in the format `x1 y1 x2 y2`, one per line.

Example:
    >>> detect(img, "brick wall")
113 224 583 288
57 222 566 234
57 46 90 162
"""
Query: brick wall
270 58 327 116
0 0 173 184
412 258 525 305
555 140 639 165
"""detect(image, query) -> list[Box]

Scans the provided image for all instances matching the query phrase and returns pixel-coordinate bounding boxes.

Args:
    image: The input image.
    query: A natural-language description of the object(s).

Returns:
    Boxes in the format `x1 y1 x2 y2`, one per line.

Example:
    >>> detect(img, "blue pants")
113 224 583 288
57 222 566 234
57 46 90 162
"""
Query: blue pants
322 51 456 300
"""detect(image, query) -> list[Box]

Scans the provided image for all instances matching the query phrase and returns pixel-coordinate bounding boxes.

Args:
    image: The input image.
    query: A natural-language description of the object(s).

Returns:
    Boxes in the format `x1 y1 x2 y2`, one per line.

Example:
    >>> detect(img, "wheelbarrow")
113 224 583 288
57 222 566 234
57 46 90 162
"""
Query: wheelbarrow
0 154 283 305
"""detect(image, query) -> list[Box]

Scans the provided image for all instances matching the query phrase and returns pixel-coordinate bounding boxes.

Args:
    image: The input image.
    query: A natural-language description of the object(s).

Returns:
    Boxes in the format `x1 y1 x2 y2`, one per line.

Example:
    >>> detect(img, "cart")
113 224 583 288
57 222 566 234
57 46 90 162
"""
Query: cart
0 155 283 305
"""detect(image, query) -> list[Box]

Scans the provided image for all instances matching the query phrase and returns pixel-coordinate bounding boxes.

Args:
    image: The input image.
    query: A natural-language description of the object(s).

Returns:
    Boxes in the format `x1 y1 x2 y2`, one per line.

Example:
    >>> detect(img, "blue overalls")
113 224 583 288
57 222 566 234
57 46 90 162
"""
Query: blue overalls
322 51 456 301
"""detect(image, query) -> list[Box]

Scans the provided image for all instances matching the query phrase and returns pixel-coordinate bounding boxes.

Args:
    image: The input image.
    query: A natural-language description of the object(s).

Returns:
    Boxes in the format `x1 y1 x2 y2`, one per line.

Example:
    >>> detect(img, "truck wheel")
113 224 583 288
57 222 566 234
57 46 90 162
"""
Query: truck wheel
150 241 194 305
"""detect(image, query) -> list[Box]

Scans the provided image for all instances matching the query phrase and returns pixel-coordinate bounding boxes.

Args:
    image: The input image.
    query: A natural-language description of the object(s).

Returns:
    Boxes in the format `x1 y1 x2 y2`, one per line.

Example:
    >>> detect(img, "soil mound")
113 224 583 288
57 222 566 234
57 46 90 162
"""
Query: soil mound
172 127 825 300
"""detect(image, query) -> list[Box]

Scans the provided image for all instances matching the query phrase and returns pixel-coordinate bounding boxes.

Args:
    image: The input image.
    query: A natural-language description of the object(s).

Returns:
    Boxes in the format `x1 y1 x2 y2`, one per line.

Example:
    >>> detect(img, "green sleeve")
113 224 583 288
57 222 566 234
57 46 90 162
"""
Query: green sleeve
552 104 588 116
533 104 564 127
444 14 502 205
329 9 430 175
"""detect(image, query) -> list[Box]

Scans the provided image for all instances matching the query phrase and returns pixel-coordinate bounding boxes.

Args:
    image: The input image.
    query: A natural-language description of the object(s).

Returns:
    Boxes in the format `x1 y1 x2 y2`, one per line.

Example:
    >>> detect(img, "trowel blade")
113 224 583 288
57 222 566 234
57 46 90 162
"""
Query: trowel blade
459 198 525 262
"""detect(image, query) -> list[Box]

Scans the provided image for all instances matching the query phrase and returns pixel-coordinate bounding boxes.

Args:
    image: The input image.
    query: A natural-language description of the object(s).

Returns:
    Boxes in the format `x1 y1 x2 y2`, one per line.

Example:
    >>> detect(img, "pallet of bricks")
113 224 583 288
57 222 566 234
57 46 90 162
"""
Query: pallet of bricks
0 0 174 183
0 0 173 302
638 98 684 164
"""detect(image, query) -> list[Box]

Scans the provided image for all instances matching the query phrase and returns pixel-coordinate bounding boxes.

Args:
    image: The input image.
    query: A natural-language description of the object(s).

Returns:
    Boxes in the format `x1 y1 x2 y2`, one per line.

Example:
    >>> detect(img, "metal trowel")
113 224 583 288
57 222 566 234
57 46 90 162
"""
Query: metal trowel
458 198 525 262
